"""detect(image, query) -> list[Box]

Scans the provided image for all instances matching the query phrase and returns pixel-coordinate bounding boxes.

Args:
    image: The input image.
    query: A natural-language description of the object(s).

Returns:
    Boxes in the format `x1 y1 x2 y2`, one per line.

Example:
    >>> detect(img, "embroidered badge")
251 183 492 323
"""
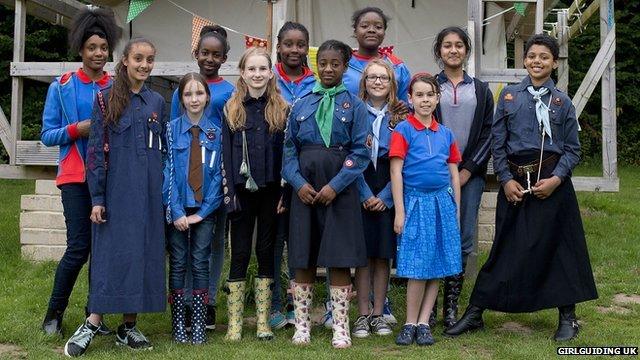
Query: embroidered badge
224 196 231 204
206 128 216 141
344 159 354 168
553 97 562 106
103 143 110 153
342 101 351 109
365 134 373 149
504 93 513 102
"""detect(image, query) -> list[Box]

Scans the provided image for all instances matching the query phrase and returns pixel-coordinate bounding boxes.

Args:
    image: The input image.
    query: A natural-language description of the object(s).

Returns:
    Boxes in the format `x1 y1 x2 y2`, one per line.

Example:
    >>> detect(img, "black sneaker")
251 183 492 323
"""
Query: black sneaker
205 305 216 330
370 315 393 336
395 324 416 346
85 306 111 336
352 315 371 338
64 320 99 357
116 323 152 351
415 323 435 346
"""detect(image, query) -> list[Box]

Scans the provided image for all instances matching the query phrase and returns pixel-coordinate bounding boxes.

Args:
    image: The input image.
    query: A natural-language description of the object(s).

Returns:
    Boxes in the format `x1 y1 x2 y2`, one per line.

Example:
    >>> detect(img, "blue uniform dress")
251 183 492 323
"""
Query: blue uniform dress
389 114 462 280
86 85 167 314
469 76 598 312
343 52 411 103
282 90 370 268
356 109 396 259
170 77 234 127
274 63 316 105
163 115 223 291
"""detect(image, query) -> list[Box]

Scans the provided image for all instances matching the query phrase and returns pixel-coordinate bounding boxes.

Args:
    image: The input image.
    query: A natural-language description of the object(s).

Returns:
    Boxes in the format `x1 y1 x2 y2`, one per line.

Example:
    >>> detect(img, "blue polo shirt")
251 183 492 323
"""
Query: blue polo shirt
274 63 316 105
170 77 235 128
389 114 461 191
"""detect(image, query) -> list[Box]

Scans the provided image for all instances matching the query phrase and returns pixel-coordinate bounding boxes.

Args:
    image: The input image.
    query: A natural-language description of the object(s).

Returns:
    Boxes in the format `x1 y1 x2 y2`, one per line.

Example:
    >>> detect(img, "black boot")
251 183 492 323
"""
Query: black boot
84 305 112 335
170 290 189 343
443 272 464 329
42 308 64 335
554 305 579 341
428 297 437 329
443 305 484 337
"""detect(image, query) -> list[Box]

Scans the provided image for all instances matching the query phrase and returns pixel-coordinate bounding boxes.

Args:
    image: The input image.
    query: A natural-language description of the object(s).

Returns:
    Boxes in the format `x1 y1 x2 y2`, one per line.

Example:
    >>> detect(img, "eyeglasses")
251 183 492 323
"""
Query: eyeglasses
365 75 391 83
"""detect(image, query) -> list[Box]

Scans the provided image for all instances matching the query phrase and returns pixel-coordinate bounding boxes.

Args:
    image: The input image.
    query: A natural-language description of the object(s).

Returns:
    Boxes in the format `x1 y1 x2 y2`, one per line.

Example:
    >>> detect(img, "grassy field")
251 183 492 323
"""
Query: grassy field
0 164 638 359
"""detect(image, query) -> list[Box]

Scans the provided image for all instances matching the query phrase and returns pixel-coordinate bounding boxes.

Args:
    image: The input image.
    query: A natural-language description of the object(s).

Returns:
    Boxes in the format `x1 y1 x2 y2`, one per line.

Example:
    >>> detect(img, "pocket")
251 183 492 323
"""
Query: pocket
203 139 220 172
550 111 564 143
333 110 353 143
107 118 132 148
294 108 316 140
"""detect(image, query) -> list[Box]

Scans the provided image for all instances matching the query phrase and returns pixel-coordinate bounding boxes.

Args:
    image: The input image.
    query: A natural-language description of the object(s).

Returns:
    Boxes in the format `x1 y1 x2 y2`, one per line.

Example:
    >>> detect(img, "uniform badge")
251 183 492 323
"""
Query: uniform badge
365 134 373 149
553 97 562 106
103 143 110 153
344 159 354 168
504 93 513 102
342 101 351 109
206 128 216 141
224 196 231 204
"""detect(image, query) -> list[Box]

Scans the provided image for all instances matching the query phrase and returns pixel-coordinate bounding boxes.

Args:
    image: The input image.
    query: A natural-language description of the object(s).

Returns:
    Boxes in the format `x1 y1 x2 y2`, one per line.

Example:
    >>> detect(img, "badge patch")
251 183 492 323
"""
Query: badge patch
365 134 373 149
344 159 354 168
206 129 216 141
224 196 231 204
504 93 513 102
553 97 562 106
342 101 351 109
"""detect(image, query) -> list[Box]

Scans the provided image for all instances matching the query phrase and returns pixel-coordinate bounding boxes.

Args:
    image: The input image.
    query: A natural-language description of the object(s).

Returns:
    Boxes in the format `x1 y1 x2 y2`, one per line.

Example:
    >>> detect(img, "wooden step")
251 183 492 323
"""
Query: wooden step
21 194 63 212
20 211 65 230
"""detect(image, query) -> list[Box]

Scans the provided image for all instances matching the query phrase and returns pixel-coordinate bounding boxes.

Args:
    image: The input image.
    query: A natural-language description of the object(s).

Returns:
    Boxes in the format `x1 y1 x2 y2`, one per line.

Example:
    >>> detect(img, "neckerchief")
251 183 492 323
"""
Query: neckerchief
366 102 388 169
526 86 553 144
312 82 347 147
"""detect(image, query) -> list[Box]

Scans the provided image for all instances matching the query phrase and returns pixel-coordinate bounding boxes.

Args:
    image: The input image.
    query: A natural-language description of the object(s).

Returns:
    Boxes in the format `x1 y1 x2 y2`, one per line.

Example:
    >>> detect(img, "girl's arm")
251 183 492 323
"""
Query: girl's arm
449 162 461 223
390 157 404 234
41 81 77 147
221 112 240 213
282 102 316 205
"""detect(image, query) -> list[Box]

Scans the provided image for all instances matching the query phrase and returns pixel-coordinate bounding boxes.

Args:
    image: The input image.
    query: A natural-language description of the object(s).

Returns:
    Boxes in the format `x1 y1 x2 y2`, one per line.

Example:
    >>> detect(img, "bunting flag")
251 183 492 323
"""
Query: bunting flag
126 0 154 23
513 3 527 16
378 45 394 57
192 15 216 51
245 35 268 49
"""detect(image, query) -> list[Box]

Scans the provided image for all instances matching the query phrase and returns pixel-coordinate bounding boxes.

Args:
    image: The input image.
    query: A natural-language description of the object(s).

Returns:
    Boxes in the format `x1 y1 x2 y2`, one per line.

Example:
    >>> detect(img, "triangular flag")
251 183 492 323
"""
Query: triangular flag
126 0 154 23
192 15 216 52
378 45 394 57
513 3 527 16
308 46 319 79
245 35 268 49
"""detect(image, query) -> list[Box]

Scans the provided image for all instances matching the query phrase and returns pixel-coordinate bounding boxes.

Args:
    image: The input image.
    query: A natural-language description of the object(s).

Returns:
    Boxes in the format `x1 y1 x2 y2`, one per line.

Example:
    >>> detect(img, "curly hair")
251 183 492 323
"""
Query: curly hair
68 7 120 55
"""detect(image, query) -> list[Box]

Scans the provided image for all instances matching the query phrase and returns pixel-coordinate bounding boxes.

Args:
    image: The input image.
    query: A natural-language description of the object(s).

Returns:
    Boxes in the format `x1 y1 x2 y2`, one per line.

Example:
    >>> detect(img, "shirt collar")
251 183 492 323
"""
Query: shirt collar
436 70 473 85
516 76 556 92
244 92 268 103
275 63 314 84
207 77 225 84
131 84 153 104
407 114 438 132
76 68 110 87
179 113 212 134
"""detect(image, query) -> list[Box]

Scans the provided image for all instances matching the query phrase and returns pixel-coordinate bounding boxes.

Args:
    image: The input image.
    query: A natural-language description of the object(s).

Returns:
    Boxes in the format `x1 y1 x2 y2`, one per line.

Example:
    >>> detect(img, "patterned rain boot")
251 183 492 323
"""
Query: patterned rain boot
254 278 274 340
443 272 464 329
429 297 438 329
225 281 246 341
169 289 189 343
291 282 314 345
330 285 352 349
191 290 208 345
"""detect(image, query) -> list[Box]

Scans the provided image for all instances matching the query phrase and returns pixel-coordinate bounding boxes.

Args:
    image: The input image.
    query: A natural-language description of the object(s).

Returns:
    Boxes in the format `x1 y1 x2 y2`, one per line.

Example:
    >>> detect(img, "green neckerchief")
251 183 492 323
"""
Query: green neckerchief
312 82 347 147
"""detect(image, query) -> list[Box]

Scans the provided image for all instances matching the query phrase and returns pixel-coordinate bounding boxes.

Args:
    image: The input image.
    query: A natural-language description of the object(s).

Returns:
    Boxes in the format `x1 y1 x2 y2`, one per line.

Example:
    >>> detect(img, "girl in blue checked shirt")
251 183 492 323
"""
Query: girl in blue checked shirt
164 72 223 345
389 73 462 346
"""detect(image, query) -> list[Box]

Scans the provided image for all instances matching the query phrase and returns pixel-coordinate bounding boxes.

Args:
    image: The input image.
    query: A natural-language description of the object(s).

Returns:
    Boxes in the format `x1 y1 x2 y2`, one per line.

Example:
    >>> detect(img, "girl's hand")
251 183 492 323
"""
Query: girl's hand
77 119 92 138
313 185 337 206
186 214 203 225
532 176 562 200
459 169 472 187
90 206 106 224
363 196 376 210
276 196 288 214
391 101 409 118
297 183 318 205
369 197 387 212
503 180 524 204
394 212 405 234
173 216 189 231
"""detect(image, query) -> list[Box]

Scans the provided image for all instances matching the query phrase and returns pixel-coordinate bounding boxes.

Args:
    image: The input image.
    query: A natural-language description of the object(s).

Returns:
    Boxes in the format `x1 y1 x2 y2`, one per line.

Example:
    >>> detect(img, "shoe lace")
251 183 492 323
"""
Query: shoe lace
70 325 94 349
126 327 149 344
370 317 388 329
354 316 368 328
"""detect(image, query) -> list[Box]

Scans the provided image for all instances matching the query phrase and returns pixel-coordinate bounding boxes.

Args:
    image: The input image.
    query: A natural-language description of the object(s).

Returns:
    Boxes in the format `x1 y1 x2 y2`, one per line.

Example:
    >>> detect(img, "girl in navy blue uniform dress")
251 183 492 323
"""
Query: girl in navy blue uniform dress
352 59 402 338
282 40 370 349
164 73 223 344
271 21 316 329
390 74 462 346
40 7 118 337
63 38 166 357
221 47 289 342
445 34 597 342
169 24 234 331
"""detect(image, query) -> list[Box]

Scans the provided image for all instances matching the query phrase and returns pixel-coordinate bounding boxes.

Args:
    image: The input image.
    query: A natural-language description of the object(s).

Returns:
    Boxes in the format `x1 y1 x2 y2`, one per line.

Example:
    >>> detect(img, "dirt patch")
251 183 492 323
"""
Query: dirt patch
52 347 65 356
580 208 605 218
613 293 640 306
372 346 403 356
499 321 533 335
595 305 631 315
0 344 27 359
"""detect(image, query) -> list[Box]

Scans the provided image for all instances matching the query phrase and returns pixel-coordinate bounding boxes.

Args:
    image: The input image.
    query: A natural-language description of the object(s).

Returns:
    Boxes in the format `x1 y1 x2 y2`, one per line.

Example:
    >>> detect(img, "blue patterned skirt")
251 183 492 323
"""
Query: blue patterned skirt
396 186 462 280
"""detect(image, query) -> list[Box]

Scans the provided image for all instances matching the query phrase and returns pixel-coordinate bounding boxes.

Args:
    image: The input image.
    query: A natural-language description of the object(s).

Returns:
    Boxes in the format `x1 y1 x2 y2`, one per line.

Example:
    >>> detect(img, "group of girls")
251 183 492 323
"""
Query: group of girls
41 4 596 358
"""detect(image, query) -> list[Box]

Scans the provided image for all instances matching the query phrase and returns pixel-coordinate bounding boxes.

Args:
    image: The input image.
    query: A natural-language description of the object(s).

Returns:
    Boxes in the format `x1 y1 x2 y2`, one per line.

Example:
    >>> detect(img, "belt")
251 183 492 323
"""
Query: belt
508 154 559 177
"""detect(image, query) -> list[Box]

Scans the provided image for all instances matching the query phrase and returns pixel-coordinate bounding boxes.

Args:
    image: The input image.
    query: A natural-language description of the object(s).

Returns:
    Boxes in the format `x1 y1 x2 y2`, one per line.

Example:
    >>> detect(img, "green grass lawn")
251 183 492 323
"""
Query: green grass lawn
0 165 638 359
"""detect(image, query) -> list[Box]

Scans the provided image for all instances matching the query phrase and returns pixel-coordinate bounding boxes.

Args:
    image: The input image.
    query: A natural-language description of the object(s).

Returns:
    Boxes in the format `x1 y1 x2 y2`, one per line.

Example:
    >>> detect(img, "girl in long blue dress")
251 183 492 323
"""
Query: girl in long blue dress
63 37 166 357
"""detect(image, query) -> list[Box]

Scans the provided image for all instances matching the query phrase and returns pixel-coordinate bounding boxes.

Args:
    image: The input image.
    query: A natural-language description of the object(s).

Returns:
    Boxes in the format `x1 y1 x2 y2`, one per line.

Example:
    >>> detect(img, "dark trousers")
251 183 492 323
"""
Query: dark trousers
228 185 278 280
47 183 92 311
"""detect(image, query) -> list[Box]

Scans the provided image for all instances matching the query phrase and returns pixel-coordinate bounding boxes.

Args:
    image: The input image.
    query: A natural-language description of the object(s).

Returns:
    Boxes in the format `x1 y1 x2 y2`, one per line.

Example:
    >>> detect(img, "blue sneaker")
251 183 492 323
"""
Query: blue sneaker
395 324 416 346
383 297 397 326
269 311 288 330
415 323 435 346
285 304 295 325
321 300 333 329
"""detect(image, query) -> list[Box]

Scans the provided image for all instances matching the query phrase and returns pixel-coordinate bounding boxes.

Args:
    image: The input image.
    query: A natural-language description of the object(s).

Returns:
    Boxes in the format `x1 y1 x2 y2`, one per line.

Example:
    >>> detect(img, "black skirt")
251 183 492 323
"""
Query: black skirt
361 156 396 259
288 145 367 269
470 153 598 313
